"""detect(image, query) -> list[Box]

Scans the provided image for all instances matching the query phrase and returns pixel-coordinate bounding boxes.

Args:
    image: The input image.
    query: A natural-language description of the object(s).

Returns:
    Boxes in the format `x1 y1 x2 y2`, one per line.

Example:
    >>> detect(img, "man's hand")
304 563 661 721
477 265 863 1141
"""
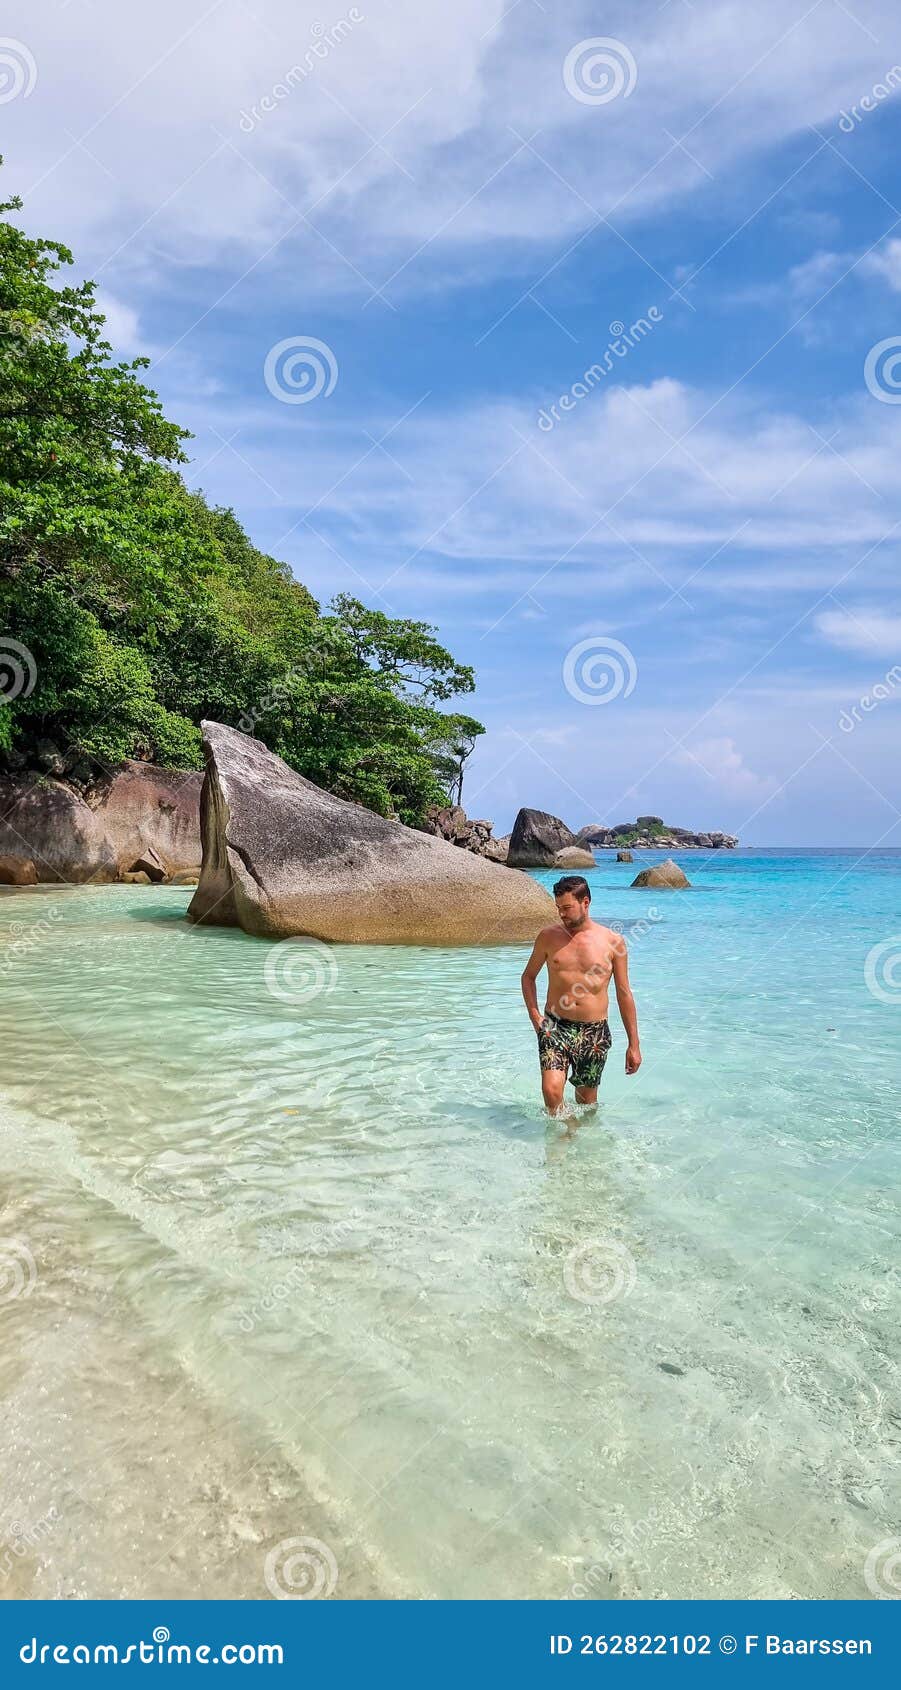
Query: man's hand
522 932 550 1032
625 1044 642 1075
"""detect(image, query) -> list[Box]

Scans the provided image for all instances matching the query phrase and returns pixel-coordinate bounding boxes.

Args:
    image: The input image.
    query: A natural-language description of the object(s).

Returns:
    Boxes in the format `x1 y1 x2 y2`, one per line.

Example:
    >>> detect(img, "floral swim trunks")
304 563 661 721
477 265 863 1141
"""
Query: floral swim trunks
538 1012 613 1089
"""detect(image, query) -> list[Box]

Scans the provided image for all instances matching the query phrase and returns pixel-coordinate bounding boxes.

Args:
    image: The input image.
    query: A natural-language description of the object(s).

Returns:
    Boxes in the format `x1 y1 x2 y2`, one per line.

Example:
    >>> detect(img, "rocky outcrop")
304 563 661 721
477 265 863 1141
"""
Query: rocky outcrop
507 808 577 869
577 819 737 849
187 722 555 945
0 854 37 884
94 763 202 877
422 804 496 857
482 834 510 864
553 846 595 869
630 859 690 889
0 762 203 884
577 825 615 847
616 849 633 863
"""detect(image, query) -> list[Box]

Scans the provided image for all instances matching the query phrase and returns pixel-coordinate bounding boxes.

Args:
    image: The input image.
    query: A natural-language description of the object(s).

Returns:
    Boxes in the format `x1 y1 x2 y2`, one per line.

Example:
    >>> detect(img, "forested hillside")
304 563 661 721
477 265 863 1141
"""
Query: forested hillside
0 173 481 825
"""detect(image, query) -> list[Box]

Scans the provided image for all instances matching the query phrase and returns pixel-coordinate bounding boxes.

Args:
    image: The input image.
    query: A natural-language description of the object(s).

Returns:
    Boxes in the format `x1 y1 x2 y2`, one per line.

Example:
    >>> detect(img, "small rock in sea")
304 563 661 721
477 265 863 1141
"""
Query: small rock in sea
801 1306 813 1316
554 845 595 869
658 1361 685 1376
631 858 690 889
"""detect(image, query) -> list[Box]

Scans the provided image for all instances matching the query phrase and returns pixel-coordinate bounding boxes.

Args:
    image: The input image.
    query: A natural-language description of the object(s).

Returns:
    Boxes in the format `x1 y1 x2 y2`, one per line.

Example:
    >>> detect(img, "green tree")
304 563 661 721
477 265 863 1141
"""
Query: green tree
0 170 483 824
426 711 485 807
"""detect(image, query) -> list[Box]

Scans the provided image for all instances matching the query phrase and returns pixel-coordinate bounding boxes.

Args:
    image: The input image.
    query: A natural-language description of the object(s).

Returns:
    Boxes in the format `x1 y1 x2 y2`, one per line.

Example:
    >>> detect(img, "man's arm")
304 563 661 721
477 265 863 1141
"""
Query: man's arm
521 931 549 1031
611 937 642 1074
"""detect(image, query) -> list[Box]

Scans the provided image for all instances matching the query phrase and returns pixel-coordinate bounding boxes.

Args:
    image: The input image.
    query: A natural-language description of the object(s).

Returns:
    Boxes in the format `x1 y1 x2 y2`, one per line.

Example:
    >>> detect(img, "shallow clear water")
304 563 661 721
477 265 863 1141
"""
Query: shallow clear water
1 851 900 1600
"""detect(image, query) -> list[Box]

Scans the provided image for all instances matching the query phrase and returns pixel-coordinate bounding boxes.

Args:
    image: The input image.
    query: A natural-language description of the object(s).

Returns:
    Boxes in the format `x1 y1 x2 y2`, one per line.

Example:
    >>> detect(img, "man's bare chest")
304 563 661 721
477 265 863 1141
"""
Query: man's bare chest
548 936 612 976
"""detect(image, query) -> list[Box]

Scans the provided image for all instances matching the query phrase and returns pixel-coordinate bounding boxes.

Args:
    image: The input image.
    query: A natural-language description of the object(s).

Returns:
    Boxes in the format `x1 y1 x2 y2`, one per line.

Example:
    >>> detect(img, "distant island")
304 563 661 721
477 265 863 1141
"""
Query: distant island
576 815 738 850
424 805 737 870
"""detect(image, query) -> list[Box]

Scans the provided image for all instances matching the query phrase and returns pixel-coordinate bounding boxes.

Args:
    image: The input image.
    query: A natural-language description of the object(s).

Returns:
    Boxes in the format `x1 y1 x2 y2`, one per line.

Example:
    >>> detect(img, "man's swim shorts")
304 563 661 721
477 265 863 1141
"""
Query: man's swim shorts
537 1012 612 1089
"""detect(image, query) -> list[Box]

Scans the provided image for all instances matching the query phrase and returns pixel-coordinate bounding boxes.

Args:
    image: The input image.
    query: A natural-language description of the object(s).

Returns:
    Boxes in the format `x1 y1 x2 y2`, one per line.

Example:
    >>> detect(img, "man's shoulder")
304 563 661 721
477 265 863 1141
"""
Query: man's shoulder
537 921 566 943
590 921 626 949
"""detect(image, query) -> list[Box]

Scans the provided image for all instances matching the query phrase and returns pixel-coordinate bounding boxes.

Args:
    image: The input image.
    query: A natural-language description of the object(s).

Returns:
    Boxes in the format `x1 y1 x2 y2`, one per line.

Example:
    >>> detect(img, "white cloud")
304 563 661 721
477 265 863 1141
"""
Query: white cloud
4 0 901 299
861 237 901 292
787 250 849 298
94 290 143 355
673 735 776 799
191 374 901 610
815 606 901 654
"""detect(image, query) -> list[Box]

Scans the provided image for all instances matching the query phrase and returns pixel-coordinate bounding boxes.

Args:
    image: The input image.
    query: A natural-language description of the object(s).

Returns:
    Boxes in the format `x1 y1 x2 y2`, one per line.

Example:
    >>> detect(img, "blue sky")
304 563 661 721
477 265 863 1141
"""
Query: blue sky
5 0 901 841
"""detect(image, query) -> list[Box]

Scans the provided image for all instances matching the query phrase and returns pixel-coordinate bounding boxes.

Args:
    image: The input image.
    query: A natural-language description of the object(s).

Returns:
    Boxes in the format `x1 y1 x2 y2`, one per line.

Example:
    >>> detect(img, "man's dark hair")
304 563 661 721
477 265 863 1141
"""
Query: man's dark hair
553 875 591 902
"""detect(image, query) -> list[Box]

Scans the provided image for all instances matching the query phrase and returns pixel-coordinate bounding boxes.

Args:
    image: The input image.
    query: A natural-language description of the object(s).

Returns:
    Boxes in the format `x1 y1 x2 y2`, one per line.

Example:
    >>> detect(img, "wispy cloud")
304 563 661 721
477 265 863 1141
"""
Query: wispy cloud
815 606 901 653
861 236 901 291
6 0 901 298
673 735 776 800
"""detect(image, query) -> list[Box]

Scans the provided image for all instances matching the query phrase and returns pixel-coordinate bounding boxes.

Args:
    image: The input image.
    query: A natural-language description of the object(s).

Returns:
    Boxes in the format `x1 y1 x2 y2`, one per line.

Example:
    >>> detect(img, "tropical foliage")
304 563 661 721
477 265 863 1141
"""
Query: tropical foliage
0 175 482 823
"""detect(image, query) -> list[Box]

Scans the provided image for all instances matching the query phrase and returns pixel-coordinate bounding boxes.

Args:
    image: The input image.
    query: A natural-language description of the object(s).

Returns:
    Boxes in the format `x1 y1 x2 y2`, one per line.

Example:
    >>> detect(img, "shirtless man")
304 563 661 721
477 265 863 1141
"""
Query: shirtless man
521 875 641 1111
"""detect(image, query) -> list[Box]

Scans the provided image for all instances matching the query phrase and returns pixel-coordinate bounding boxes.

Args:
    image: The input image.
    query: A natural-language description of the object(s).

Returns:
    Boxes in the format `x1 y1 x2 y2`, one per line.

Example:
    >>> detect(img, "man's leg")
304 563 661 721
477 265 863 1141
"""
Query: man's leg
541 1068 567 1113
537 1017 569 1114
572 1022 609 1108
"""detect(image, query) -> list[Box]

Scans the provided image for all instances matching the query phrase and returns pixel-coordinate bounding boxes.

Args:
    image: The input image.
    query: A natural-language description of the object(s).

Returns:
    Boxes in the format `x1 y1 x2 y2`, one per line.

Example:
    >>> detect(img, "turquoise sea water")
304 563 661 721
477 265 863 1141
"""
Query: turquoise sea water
1 849 899 1600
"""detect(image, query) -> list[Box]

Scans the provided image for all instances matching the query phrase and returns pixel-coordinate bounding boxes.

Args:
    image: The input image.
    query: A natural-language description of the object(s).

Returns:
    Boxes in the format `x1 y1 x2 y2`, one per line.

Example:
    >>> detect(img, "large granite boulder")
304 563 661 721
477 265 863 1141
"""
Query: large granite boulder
0 762 202 884
630 858 690 889
0 778 117 883
507 807 577 869
554 846 595 869
187 722 555 945
92 762 202 878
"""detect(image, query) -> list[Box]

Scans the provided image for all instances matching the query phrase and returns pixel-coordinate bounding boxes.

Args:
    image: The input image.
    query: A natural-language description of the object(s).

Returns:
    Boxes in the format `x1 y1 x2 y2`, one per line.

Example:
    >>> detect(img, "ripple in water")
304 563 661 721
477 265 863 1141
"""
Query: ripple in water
0 858 900 1598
